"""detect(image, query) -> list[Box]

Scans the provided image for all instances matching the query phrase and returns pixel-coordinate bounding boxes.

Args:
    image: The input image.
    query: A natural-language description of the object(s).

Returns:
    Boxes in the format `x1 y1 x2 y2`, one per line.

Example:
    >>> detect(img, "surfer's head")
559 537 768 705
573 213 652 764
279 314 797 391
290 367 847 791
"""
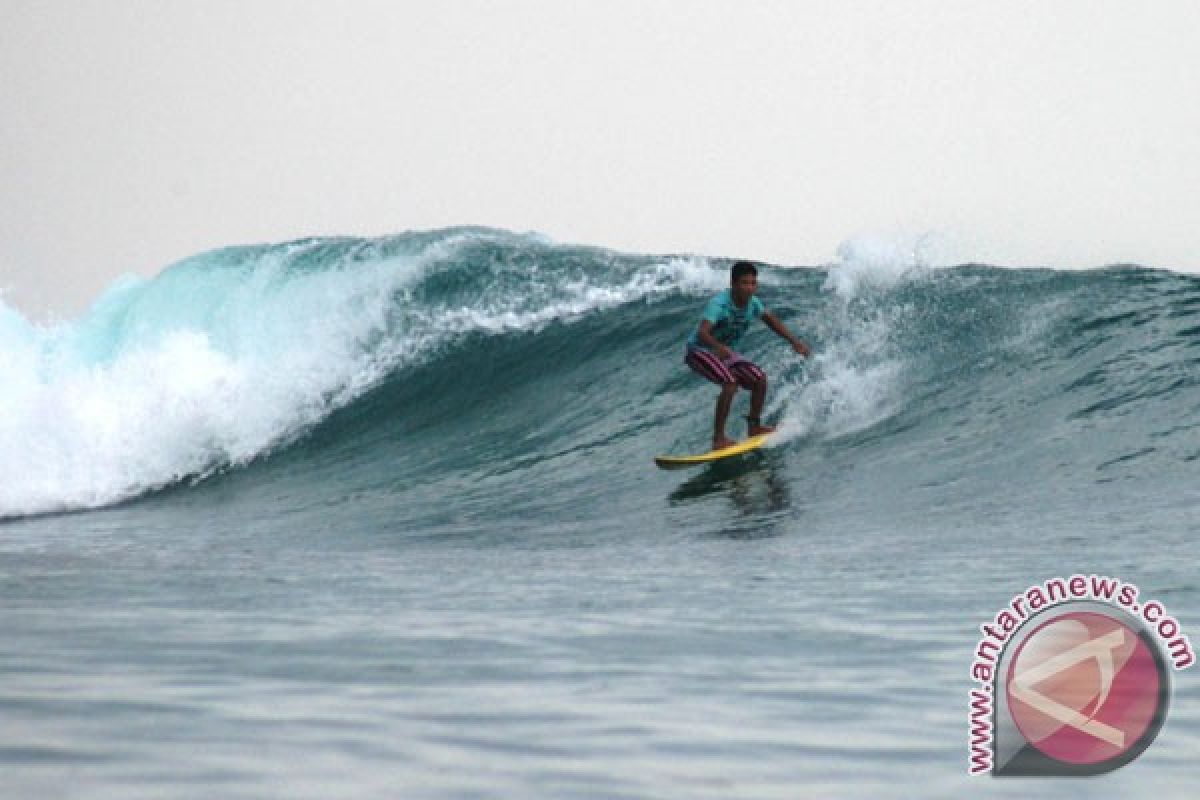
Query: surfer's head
730 261 758 303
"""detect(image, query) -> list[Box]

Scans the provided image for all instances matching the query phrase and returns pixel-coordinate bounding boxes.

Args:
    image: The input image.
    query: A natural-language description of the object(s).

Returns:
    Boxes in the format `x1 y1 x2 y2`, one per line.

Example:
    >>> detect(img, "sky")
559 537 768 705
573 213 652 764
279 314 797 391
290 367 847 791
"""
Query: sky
3 1 1199 317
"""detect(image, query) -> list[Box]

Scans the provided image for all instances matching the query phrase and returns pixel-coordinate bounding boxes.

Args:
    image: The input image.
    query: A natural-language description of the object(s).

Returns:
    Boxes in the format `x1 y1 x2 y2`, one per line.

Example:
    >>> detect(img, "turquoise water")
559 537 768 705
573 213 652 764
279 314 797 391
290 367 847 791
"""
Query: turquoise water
2 229 1198 797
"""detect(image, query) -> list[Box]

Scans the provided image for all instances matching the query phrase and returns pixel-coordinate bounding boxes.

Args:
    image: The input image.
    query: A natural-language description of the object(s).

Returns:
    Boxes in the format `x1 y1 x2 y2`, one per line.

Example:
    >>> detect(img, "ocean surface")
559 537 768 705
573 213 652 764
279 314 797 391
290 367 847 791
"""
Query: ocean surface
2 228 1198 798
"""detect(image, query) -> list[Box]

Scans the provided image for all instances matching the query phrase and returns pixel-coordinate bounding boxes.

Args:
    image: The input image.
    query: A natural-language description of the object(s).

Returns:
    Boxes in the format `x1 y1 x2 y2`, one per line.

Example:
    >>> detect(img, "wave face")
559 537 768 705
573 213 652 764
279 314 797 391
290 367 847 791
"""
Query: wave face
3 227 1199 519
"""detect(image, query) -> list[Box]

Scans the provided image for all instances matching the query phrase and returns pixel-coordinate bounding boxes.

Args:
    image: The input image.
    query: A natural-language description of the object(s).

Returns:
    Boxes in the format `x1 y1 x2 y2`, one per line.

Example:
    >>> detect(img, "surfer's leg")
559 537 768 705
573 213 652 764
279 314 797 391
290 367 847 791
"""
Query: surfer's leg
685 348 740 449
729 359 775 435
714 383 739 450
747 382 775 435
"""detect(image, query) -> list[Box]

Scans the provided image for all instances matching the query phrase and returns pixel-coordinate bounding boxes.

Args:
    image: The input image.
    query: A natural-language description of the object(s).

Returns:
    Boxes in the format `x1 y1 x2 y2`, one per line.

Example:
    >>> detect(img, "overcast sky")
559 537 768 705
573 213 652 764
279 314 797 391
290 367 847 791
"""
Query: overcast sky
3 1 1199 317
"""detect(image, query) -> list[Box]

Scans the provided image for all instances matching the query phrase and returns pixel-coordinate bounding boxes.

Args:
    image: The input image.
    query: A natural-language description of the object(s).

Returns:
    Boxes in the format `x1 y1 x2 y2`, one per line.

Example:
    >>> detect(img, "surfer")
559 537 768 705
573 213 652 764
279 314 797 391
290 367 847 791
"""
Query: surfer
686 261 810 450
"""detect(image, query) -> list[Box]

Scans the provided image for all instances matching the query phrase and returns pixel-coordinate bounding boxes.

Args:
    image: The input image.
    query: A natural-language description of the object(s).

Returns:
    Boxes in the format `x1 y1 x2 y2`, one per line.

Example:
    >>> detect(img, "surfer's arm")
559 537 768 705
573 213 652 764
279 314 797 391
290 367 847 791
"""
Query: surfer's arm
762 312 810 357
695 321 731 359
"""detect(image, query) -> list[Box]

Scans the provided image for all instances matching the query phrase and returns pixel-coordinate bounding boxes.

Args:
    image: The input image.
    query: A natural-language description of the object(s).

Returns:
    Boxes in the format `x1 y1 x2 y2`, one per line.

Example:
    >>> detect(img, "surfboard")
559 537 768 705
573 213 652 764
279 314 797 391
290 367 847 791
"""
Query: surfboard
654 434 770 470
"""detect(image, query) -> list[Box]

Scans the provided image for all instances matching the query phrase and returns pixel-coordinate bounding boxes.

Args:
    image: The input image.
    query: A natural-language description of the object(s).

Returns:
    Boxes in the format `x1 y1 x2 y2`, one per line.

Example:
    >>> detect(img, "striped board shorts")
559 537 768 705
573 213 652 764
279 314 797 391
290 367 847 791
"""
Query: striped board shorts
684 346 767 389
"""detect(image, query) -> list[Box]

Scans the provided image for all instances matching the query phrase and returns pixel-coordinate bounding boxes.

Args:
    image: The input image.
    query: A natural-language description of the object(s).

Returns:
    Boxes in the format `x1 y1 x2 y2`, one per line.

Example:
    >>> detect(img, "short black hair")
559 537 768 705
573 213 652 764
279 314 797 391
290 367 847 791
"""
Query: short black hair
731 261 758 282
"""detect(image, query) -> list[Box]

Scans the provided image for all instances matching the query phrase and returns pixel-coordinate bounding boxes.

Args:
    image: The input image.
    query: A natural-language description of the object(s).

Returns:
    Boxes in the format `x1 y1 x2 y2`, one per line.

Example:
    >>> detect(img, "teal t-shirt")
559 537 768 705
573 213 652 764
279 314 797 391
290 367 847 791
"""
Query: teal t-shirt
687 289 765 351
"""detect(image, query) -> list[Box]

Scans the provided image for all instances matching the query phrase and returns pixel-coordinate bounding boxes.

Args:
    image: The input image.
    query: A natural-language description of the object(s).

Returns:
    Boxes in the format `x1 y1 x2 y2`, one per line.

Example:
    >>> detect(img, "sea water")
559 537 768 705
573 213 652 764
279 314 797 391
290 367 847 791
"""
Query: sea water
3 228 1198 797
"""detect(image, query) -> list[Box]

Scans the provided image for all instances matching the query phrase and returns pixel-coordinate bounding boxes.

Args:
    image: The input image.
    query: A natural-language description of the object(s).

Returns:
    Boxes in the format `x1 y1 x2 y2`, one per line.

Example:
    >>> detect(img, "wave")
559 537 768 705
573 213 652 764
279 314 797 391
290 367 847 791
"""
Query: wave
0 228 720 516
3 227 1199 519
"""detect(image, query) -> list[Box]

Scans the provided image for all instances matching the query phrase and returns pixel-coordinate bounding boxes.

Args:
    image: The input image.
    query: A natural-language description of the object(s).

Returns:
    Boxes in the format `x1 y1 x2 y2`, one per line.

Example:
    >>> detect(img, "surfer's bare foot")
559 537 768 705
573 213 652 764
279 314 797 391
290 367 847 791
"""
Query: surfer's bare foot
749 423 775 436
713 436 738 451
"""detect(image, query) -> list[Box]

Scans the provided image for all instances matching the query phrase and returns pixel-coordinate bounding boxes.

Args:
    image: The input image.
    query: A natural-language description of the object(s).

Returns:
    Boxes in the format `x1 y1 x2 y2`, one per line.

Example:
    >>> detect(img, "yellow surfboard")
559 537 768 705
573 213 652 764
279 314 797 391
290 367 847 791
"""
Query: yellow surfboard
654 434 771 470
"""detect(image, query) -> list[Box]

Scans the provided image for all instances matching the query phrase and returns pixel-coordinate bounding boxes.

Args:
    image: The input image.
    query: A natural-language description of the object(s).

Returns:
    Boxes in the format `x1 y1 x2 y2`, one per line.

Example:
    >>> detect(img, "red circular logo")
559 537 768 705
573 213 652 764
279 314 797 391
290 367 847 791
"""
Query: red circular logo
1006 611 1164 766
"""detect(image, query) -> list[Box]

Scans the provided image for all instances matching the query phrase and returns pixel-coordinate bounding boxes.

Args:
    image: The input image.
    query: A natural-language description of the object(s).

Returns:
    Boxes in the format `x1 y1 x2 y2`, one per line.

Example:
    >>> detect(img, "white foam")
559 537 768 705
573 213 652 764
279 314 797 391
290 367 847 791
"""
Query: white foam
822 230 947 298
0 259 419 516
772 355 903 443
772 238 919 442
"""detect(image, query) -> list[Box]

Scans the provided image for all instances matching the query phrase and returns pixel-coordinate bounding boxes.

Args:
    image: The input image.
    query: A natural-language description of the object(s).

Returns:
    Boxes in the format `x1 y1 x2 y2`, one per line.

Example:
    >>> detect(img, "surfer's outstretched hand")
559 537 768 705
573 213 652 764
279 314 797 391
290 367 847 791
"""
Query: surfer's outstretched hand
792 340 811 358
